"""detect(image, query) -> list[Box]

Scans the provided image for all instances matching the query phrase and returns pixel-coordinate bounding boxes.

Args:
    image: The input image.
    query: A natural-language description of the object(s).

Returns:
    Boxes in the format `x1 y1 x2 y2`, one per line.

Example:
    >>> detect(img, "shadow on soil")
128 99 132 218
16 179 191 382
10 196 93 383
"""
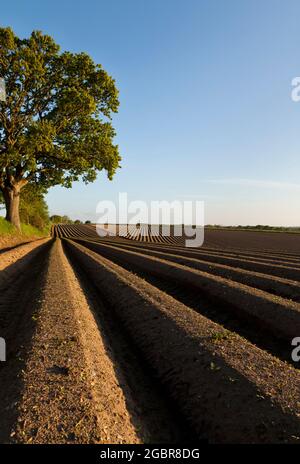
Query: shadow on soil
0 240 53 443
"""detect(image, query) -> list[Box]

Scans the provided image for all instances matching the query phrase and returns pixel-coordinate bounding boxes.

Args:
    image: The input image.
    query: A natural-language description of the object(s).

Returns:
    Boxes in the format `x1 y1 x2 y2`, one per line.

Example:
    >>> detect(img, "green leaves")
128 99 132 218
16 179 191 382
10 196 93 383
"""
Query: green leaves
19 183 49 229
0 27 120 191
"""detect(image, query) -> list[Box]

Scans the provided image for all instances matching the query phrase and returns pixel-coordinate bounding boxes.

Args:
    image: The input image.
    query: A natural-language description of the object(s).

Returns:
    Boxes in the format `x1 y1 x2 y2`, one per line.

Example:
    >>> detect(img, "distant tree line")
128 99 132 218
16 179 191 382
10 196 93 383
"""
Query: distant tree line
206 224 300 232
19 184 49 229
50 215 92 225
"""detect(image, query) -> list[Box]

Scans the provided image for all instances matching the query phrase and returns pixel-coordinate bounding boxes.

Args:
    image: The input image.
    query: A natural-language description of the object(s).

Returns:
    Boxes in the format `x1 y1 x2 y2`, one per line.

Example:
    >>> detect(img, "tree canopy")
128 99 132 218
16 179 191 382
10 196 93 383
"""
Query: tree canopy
19 183 49 230
0 27 121 228
50 214 73 224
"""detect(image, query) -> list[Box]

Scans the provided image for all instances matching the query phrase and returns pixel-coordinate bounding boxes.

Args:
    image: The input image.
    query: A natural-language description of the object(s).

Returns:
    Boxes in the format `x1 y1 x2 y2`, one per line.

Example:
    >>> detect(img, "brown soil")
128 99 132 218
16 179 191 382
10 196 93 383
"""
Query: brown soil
82 239 300 302
0 238 49 272
5 240 140 443
0 238 187 444
1 225 299 444
78 224 300 253
204 228 300 253
0 235 45 253
63 238 300 443
70 238 300 345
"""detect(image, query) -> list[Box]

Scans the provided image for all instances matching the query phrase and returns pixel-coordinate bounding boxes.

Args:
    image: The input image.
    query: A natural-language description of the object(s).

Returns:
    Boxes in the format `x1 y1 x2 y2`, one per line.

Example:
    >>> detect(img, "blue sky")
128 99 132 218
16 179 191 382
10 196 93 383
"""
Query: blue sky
2 0 300 225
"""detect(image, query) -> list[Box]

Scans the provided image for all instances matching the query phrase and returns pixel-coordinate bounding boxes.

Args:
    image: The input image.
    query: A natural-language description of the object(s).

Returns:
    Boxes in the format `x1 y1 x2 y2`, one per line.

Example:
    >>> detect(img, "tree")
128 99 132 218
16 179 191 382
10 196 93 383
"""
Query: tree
49 214 73 224
0 28 120 229
0 182 49 229
50 214 62 224
19 183 49 229
61 215 73 224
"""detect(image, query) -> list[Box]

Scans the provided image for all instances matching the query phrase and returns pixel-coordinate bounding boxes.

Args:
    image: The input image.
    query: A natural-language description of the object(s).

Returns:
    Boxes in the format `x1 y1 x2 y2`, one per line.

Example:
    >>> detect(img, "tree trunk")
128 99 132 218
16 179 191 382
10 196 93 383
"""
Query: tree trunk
2 186 21 230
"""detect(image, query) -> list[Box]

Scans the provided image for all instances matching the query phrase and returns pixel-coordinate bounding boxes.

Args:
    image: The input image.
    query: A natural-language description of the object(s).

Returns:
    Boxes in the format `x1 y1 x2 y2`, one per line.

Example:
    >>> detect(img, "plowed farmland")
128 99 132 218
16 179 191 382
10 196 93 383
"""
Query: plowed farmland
1 224 300 444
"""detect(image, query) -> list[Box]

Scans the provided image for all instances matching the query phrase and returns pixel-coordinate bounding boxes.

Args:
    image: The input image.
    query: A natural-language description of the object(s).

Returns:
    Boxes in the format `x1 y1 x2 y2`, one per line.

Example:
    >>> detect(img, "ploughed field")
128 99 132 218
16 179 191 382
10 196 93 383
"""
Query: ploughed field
0 224 300 443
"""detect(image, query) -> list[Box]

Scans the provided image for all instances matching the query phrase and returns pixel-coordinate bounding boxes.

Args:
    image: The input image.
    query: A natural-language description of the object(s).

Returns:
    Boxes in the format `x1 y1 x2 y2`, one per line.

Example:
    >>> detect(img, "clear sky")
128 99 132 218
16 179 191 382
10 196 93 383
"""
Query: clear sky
2 0 300 225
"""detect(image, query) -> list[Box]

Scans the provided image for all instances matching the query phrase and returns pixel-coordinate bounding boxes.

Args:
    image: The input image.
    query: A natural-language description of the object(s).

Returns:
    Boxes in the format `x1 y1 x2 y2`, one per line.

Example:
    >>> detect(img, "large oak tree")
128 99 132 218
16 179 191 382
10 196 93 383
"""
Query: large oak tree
0 27 120 229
